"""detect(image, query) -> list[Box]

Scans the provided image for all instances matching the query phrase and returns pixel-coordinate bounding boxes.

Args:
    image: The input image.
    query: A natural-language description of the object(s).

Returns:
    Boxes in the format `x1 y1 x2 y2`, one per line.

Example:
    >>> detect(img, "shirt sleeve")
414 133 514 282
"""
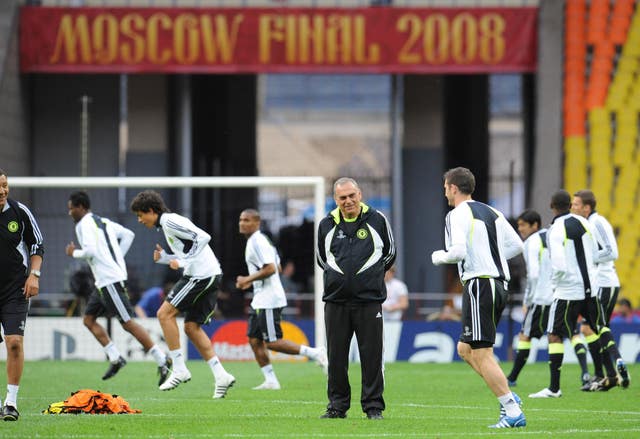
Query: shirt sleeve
18 202 45 258
441 207 469 263
254 234 277 267
523 236 539 306
379 211 396 271
548 223 566 286
316 220 329 269
500 215 524 260
593 218 618 263
163 214 211 266
72 218 96 260
109 221 135 257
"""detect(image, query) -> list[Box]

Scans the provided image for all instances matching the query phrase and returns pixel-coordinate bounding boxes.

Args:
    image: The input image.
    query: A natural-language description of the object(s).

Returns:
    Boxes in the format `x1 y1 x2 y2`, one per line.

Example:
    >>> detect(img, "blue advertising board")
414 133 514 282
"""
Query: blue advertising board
192 319 640 363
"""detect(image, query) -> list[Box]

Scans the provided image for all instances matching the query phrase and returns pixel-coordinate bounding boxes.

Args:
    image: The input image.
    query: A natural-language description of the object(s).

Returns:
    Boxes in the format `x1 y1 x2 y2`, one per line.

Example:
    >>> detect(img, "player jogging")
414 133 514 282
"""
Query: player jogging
236 209 327 390
131 190 236 398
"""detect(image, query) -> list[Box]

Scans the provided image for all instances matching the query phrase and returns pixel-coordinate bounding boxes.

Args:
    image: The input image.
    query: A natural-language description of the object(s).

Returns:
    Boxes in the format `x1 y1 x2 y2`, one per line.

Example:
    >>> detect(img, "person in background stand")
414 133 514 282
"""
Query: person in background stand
382 265 409 321
0 169 44 421
135 272 178 319
610 298 640 324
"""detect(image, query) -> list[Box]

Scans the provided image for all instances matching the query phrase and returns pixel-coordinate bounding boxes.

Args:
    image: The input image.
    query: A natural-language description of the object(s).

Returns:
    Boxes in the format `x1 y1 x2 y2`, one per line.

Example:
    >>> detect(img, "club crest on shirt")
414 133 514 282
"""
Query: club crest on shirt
356 228 368 240
8 221 19 233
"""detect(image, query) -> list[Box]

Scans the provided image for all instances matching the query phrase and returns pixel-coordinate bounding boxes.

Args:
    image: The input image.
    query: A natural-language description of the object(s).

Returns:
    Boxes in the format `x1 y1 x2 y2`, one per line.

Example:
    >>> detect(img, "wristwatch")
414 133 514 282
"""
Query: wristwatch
30 269 41 278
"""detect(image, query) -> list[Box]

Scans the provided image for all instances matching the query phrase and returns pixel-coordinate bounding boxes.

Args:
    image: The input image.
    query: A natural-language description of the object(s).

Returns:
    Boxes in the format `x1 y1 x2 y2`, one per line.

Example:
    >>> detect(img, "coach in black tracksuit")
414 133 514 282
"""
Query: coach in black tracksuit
317 177 396 420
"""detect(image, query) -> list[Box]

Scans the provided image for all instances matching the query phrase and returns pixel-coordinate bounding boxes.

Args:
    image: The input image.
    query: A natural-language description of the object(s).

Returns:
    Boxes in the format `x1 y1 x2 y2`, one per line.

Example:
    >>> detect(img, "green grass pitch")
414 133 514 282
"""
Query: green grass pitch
2 360 638 438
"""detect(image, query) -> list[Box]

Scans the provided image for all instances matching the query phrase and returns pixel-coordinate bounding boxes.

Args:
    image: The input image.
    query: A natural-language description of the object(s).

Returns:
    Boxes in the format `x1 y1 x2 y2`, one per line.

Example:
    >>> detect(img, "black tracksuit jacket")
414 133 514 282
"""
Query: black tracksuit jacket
317 203 396 303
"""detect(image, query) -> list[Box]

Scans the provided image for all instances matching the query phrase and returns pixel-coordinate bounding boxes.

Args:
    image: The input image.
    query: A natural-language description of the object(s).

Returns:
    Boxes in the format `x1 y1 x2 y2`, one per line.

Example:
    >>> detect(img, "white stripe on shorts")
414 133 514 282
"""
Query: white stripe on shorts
106 283 131 323
546 300 558 334
265 308 277 342
171 278 197 307
469 279 481 340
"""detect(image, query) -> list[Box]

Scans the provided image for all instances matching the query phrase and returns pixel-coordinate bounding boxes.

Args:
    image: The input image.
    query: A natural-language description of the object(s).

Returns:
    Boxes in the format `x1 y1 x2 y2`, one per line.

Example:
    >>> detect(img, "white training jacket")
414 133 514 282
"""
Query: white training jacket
155 212 222 278
432 200 523 282
588 212 620 288
522 229 553 306
244 230 287 309
72 212 134 288
548 212 598 300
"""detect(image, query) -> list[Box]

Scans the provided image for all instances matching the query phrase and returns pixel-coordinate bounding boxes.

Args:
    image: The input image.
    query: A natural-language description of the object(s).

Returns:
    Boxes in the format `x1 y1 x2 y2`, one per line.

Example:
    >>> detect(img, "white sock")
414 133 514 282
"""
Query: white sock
170 349 187 372
299 345 317 359
498 393 522 417
261 364 279 383
148 344 167 366
207 356 228 380
104 341 121 363
5 384 19 408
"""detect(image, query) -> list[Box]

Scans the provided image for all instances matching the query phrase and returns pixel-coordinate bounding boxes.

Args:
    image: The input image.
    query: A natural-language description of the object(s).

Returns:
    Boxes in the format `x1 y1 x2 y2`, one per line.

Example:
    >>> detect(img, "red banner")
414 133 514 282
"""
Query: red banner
20 7 537 74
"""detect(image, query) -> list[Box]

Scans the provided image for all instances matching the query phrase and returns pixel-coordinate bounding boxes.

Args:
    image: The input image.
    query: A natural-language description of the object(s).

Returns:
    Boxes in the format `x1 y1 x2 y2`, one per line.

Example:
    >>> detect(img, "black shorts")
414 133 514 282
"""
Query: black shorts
598 286 620 325
167 275 221 324
521 303 550 339
86 282 135 324
460 278 507 346
0 290 29 337
548 296 599 339
247 307 284 342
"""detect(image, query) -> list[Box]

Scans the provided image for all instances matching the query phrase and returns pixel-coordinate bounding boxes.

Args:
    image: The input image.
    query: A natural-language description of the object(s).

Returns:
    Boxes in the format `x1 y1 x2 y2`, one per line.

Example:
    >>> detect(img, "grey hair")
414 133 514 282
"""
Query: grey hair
333 177 360 195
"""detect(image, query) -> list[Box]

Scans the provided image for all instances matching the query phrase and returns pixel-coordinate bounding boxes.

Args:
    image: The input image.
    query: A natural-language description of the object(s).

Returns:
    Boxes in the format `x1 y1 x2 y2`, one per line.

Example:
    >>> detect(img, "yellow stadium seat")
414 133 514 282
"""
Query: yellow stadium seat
565 170 588 193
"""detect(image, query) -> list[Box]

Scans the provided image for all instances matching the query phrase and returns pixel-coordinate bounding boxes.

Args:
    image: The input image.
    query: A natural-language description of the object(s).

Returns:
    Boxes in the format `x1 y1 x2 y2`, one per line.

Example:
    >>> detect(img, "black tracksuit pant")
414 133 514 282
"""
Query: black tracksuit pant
324 301 385 414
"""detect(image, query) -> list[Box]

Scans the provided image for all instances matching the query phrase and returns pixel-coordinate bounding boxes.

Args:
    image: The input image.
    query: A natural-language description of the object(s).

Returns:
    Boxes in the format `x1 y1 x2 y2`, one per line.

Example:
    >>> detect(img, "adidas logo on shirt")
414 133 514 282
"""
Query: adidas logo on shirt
376 312 382 318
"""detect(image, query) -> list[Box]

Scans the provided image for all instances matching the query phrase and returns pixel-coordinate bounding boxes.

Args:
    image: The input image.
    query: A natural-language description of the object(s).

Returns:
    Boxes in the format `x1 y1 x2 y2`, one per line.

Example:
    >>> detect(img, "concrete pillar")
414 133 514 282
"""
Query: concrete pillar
531 0 564 224
402 75 445 296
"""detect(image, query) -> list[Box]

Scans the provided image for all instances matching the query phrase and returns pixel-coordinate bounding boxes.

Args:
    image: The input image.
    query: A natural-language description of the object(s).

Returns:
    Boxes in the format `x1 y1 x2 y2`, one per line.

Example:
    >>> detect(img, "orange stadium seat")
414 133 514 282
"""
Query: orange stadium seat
565 0 586 12
564 114 586 136
611 17 631 44
564 59 585 78
611 0 635 16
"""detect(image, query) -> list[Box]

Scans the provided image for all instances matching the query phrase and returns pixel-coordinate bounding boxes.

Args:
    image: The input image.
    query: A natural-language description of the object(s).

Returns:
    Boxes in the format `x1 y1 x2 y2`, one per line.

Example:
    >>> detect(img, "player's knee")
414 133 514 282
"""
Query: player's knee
156 308 171 323
457 342 470 360
183 322 198 338
121 320 137 333
4 336 23 354
82 315 95 328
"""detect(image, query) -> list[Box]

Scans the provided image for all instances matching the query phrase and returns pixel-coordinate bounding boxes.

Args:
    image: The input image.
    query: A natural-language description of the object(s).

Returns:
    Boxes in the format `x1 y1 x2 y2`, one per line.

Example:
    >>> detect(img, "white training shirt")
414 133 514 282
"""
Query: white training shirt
547 212 598 300
588 212 620 288
244 230 287 309
522 229 553 306
383 277 409 321
434 200 523 282
72 212 134 288
155 212 222 278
